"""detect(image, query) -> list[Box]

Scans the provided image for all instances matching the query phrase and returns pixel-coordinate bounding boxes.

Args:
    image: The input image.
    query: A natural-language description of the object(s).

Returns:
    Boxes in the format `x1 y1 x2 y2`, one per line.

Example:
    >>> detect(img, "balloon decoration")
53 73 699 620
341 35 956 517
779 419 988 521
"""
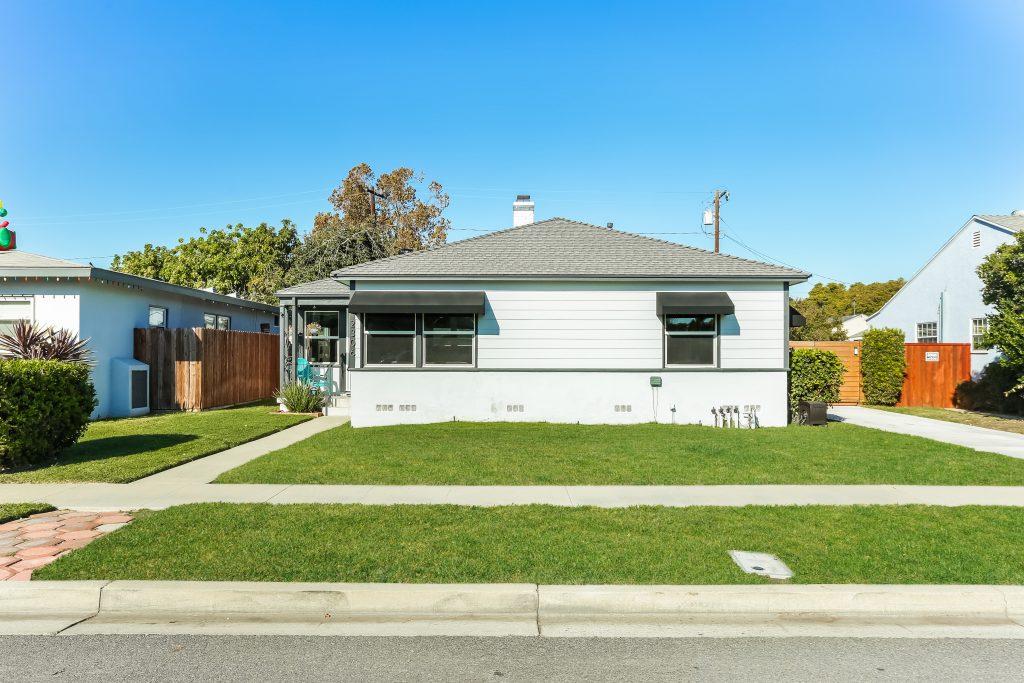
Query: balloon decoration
0 200 15 251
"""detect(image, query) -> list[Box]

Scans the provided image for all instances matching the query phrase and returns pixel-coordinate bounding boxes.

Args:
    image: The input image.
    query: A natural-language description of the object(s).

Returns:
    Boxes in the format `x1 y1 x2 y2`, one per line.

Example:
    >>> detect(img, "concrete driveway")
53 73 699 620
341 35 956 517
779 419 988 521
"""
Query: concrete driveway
829 406 1024 460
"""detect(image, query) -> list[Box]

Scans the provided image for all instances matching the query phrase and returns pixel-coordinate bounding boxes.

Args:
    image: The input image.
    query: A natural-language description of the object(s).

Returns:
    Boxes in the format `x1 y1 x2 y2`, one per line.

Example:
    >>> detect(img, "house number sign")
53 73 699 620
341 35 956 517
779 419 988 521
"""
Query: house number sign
925 351 940 362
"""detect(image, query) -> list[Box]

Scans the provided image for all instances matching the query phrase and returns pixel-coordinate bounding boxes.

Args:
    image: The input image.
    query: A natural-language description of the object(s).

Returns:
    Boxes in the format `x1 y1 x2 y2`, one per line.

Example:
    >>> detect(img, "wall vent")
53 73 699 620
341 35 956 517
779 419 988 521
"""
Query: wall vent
614 404 633 413
399 404 417 412
506 404 525 413
375 404 394 412
973 230 982 248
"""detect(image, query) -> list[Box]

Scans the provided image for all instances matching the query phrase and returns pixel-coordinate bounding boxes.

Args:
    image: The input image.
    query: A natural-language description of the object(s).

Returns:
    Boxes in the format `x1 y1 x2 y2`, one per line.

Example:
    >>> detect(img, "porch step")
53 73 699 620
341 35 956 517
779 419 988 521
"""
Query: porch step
324 393 350 417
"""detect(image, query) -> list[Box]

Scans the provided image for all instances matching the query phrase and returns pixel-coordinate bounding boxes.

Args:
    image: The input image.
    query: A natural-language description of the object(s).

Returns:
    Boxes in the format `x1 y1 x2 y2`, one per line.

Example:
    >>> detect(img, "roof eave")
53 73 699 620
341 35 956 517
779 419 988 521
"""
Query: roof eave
336 273 810 283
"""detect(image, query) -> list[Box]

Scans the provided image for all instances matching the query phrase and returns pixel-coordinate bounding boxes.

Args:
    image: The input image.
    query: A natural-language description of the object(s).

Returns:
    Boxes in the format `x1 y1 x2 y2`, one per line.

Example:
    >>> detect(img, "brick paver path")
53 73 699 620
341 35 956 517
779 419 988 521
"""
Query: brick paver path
0 510 132 581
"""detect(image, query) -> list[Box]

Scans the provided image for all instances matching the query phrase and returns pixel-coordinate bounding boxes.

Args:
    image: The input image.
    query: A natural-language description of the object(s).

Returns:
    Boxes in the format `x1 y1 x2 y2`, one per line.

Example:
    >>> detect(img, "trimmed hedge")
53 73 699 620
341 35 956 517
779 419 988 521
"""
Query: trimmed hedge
861 327 906 406
0 359 96 470
790 348 845 406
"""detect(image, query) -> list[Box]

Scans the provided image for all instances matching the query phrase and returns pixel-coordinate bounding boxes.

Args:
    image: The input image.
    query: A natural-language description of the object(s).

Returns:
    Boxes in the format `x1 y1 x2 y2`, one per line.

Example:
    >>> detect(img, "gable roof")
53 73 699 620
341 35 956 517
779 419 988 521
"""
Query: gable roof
976 214 1024 233
331 218 809 281
0 250 277 313
276 278 351 297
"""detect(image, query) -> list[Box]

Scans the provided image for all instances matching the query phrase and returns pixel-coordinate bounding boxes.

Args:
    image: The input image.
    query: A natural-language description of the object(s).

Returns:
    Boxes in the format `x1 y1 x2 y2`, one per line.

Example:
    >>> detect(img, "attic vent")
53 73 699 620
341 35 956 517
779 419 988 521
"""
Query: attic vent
973 231 982 248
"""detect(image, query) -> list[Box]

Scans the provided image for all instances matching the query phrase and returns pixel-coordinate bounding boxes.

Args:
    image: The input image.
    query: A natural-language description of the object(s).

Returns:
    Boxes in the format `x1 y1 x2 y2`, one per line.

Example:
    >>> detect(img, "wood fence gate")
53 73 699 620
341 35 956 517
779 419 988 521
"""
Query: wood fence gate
134 328 279 411
898 343 972 409
789 341 863 405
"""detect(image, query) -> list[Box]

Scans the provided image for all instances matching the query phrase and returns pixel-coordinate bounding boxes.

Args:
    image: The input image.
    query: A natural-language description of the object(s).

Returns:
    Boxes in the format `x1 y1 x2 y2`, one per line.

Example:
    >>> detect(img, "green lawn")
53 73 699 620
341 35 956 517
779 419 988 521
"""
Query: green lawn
217 421 1024 486
0 503 54 525
36 503 1024 584
878 406 1024 436
0 402 312 483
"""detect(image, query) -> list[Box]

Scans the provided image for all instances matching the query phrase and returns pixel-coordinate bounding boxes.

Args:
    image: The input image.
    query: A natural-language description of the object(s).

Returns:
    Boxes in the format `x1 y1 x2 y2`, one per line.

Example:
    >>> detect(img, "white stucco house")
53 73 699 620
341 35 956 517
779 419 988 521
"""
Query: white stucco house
867 212 1024 375
279 198 810 428
0 251 278 418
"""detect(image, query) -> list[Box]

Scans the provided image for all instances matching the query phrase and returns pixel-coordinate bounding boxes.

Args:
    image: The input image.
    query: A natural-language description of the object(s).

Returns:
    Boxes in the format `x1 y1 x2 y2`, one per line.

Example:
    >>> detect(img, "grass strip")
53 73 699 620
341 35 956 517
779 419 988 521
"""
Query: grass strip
36 503 1024 584
0 503 56 525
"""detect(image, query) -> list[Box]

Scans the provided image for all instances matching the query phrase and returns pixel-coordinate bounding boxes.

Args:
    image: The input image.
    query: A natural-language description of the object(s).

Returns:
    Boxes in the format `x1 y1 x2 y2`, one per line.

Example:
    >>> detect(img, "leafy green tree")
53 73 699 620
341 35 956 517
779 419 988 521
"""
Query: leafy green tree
978 230 1024 394
790 278 904 341
112 221 299 304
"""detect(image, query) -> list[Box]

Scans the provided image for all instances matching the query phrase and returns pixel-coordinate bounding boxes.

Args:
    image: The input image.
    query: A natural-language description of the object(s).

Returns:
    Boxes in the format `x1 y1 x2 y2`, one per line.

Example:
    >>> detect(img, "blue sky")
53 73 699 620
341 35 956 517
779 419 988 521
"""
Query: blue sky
2 0 1022 294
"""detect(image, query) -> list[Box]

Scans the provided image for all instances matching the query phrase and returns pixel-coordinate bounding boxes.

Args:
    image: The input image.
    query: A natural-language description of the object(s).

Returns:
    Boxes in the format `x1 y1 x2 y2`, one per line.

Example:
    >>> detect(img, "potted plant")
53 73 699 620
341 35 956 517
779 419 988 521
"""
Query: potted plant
305 322 323 337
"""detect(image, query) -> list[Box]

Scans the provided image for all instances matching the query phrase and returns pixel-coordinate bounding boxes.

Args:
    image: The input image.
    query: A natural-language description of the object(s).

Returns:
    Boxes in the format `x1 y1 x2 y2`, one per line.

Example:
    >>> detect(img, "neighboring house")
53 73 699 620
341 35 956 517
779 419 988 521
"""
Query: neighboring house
867 212 1024 376
842 313 869 340
281 198 809 427
0 251 278 418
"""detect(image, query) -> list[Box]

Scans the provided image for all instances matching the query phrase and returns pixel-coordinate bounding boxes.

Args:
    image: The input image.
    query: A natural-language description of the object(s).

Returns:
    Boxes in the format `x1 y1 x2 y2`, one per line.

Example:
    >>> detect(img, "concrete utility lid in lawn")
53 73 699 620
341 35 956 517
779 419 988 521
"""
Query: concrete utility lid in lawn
729 550 793 580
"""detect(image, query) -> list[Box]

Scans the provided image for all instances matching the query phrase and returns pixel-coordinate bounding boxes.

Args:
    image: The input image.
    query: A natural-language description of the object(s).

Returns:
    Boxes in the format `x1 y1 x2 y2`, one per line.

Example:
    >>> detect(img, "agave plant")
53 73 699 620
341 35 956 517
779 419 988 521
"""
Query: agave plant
0 320 94 365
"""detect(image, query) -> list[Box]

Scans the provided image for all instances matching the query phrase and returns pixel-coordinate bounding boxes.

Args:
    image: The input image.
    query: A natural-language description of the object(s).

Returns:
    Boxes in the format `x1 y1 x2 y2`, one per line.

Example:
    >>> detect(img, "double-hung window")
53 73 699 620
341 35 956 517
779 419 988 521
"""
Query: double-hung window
0 299 32 336
364 313 417 365
971 317 991 351
422 314 475 365
664 314 717 366
916 321 937 343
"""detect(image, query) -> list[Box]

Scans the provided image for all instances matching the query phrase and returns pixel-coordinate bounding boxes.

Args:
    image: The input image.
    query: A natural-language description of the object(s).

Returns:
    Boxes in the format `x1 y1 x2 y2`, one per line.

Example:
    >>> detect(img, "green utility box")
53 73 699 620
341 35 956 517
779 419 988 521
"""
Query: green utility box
649 376 662 387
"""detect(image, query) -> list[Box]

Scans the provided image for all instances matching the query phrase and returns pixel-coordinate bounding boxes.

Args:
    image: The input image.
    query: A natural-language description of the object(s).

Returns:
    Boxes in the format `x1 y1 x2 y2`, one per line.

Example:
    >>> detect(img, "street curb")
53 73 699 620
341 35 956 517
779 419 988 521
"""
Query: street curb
5 582 1024 637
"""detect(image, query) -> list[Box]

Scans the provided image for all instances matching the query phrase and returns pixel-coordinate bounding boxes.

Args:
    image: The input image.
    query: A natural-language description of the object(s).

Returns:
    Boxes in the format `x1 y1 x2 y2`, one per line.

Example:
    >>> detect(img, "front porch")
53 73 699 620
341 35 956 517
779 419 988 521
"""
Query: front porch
276 278 352 414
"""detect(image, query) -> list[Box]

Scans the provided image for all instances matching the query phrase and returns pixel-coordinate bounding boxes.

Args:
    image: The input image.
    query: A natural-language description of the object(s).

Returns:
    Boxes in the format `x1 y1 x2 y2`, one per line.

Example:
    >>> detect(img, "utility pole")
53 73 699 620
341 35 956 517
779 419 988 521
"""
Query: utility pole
712 189 729 253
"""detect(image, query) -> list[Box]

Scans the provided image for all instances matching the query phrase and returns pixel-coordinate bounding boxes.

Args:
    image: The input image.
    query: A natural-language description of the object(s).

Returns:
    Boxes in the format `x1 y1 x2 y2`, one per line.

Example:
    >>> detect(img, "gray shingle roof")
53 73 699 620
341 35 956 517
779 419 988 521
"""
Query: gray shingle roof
0 250 88 270
276 278 351 297
977 214 1024 233
332 218 809 281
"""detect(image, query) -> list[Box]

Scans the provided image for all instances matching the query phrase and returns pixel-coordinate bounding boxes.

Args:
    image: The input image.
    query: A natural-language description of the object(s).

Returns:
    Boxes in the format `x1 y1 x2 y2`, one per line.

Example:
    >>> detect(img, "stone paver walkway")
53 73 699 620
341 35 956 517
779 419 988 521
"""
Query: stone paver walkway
830 406 1024 459
0 510 132 581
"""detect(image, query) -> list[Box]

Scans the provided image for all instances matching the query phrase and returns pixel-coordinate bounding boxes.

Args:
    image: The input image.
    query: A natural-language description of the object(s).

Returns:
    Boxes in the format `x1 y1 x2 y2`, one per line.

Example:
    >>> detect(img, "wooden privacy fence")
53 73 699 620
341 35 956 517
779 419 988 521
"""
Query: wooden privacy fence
898 343 971 409
789 341 863 405
789 340 972 408
134 328 279 411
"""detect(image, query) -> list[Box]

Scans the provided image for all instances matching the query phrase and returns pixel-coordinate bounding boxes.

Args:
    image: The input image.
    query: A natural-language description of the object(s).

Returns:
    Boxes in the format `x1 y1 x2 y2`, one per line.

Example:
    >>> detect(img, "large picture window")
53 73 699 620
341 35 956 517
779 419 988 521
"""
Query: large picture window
364 313 416 365
664 314 716 366
422 314 475 365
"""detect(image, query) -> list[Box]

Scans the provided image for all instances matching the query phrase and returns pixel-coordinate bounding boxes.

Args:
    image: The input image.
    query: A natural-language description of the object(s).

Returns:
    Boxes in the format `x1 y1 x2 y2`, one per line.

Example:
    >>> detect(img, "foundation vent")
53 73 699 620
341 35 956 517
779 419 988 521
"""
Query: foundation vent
506 404 525 413
399 404 417 412
375 404 394 412
614 404 633 413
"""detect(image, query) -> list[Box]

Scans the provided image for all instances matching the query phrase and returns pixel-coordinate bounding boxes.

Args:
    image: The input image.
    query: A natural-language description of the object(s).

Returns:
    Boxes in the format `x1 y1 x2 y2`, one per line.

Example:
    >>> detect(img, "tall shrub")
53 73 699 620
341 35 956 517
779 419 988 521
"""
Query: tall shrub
953 362 1024 416
789 348 845 406
861 327 906 406
0 360 96 470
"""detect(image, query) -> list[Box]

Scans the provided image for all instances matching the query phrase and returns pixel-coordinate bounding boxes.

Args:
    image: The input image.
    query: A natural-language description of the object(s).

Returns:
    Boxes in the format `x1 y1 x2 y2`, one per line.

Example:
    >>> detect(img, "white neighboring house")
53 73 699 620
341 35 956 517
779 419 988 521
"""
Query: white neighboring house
867 212 1024 376
301 198 809 428
842 313 870 340
0 251 278 418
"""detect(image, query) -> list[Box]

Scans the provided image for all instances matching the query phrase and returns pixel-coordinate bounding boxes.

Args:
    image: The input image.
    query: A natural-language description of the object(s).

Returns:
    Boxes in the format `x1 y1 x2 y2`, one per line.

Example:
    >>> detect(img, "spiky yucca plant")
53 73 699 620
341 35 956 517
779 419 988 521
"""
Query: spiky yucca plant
0 320 94 365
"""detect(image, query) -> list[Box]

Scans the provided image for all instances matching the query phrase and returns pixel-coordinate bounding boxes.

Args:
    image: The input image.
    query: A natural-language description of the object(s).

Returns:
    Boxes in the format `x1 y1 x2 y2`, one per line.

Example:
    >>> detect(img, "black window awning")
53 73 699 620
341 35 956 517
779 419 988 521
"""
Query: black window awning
348 291 486 314
789 306 806 327
656 292 735 316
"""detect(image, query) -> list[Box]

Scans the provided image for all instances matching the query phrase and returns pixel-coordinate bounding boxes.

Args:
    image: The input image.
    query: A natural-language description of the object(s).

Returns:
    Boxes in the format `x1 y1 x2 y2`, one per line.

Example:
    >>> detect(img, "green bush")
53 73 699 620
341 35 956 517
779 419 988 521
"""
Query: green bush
954 362 1024 416
790 348 845 407
0 359 96 470
861 327 907 406
274 382 325 414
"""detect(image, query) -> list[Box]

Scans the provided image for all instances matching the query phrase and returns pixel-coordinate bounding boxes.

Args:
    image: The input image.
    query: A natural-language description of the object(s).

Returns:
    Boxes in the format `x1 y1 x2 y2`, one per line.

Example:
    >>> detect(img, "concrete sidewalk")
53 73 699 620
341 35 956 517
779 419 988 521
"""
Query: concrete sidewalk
830 406 1024 459
6 482 1024 511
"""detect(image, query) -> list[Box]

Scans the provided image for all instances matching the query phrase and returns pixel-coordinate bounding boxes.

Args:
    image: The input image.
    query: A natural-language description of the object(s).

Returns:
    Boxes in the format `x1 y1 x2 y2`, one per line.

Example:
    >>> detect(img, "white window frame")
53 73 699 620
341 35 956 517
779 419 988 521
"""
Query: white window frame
422 314 477 367
149 305 168 329
970 317 991 352
362 313 418 367
664 314 718 368
916 321 938 343
217 315 231 331
203 313 217 329
0 297 34 336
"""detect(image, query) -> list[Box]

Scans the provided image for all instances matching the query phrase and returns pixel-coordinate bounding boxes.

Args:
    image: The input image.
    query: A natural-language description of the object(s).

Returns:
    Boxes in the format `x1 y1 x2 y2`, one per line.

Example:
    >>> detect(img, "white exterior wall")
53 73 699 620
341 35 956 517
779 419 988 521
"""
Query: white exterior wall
348 279 790 427
0 279 276 418
868 219 1017 376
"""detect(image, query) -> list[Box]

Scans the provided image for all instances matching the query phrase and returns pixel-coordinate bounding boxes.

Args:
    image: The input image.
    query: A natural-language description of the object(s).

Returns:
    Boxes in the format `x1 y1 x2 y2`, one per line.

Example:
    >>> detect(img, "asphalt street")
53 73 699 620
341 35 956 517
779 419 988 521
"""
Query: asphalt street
2 635 1022 682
